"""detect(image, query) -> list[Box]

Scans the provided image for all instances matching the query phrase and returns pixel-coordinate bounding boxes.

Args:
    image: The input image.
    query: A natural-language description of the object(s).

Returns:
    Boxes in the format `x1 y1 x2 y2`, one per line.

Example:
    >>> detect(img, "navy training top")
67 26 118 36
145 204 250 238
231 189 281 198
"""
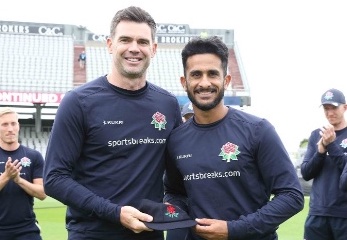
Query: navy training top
301 126 347 217
0 145 44 230
164 107 304 240
341 161 347 191
43 76 182 239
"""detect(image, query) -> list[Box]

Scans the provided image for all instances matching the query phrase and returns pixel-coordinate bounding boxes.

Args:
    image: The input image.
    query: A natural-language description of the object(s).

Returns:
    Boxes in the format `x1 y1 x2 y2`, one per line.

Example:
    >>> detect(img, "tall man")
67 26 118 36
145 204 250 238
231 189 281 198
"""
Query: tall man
301 88 347 240
164 36 304 240
43 6 182 240
0 107 46 240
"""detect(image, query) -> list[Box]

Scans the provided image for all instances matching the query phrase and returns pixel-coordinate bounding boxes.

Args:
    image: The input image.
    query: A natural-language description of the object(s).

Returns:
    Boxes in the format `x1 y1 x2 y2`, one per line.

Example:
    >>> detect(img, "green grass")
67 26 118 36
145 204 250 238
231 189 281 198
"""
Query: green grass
35 197 67 240
34 196 310 240
277 196 309 239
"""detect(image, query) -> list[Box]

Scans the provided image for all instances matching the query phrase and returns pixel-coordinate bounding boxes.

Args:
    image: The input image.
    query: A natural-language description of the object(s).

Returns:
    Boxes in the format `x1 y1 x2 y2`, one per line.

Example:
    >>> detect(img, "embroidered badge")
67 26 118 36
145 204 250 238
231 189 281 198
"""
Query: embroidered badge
165 205 179 218
151 112 167 131
324 91 334 100
20 157 31 167
219 142 240 162
340 138 347 148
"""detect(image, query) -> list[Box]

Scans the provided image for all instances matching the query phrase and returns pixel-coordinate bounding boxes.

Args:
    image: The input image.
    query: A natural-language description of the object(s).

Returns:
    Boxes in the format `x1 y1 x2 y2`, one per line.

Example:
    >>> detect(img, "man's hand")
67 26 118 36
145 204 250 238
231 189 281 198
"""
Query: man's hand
319 124 336 146
194 218 228 240
120 206 154 233
317 124 336 153
4 157 22 181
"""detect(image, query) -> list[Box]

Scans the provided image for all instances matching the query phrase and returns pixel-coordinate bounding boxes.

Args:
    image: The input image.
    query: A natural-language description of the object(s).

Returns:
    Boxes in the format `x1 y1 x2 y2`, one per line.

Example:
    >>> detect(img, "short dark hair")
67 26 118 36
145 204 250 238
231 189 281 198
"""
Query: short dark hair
181 36 229 77
109 6 157 41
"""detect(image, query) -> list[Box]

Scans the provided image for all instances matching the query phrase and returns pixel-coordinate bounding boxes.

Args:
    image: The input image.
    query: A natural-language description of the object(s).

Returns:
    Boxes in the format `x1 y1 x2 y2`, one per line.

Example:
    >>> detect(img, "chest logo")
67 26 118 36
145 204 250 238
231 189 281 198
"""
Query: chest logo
340 138 347 148
219 142 240 162
151 112 167 131
20 157 31 167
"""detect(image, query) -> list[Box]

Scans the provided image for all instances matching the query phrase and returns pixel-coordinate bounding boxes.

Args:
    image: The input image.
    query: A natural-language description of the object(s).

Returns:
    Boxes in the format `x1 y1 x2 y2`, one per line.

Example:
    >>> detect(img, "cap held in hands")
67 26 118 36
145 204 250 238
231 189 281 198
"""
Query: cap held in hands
138 199 197 230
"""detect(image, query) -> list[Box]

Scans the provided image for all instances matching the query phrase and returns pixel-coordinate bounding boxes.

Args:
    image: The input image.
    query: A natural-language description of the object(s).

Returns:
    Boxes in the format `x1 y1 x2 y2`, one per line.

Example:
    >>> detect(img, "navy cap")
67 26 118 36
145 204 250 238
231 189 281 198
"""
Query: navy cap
181 102 194 117
321 88 346 106
138 199 196 230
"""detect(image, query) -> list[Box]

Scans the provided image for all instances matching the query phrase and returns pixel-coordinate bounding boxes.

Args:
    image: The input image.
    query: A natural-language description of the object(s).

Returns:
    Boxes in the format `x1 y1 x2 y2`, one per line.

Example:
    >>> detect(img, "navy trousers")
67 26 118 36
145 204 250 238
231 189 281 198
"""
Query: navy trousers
304 215 347 240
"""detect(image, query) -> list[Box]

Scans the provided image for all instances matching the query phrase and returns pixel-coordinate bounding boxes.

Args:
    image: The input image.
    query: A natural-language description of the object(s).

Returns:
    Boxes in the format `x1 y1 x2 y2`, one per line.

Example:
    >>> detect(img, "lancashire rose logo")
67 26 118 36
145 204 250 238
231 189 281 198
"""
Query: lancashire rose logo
340 138 347 148
151 112 167 131
165 205 179 218
219 142 240 162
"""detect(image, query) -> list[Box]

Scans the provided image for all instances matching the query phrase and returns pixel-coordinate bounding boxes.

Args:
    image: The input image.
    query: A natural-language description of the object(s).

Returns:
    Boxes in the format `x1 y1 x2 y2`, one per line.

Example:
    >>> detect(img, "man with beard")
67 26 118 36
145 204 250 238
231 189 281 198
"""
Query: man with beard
163 36 304 240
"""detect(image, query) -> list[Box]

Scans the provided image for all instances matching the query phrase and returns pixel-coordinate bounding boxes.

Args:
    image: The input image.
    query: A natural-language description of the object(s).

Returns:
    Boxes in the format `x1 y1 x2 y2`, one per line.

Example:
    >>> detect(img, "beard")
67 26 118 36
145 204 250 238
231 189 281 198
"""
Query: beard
116 59 150 79
121 67 147 79
187 86 225 112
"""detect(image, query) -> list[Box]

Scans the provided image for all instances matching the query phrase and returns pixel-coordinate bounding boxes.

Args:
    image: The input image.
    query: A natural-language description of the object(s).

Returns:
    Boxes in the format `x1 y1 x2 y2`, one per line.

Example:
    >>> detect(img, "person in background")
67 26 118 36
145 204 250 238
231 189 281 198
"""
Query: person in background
78 50 86 69
164 36 304 240
0 107 46 240
181 101 194 122
43 6 182 240
301 88 347 240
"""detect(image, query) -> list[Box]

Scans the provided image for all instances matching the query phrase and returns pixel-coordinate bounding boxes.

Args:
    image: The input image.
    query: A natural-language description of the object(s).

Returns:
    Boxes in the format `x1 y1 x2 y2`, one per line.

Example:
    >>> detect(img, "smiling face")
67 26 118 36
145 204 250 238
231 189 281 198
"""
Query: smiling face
107 21 157 81
181 53 231 112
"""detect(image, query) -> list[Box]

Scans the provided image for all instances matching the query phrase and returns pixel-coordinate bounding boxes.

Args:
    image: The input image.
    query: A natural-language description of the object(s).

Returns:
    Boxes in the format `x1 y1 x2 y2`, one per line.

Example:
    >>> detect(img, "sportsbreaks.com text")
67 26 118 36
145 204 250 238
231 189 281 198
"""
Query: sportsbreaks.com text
108 137 166 147
183 170 241 181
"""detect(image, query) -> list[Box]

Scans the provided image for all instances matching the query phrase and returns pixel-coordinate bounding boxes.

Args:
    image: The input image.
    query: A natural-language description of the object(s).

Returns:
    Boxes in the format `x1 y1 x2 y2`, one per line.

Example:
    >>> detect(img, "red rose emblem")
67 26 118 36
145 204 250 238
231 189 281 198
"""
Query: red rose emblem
222 142 236 154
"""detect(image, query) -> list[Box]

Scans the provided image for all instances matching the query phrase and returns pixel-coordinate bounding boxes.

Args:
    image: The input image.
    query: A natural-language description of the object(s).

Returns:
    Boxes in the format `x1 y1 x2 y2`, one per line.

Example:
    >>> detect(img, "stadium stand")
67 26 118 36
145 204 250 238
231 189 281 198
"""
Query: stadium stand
0 33 74 93
85 41 112 82
18 125 51 158
147 47 184 96
0 21 251 155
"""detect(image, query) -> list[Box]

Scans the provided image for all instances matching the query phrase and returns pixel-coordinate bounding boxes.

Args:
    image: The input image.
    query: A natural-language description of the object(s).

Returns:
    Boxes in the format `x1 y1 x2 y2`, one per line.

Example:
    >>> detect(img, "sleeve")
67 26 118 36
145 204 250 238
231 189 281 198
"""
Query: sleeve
163 147 189 212
340 163 347 192
174 100 183 128
228 119 304 239
163 102 185 209
326 141 347 170
300 130 326 181
43 91 120 223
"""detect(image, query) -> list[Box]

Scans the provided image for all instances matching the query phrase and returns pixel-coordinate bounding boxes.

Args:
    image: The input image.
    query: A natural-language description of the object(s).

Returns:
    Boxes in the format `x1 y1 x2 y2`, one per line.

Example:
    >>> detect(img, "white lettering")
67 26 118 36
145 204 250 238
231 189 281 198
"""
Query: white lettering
167 25 185 34
38 26 63 36
92 34 108 42
159 36 193 44
0 92 64 103
0 24 29 33
156 24 186 34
